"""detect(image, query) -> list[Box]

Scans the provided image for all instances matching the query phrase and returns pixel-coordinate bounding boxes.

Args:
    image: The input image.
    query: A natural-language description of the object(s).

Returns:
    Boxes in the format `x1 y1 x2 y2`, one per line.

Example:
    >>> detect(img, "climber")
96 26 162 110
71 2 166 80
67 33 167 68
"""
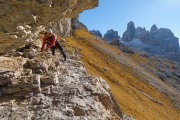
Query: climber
40 28 67 61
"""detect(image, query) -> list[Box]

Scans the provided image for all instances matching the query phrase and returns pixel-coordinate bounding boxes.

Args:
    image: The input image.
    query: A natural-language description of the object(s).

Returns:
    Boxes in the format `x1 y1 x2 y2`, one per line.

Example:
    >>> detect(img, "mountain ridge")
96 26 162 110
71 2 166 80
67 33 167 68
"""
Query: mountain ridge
122 21 180 62
89 22 180 62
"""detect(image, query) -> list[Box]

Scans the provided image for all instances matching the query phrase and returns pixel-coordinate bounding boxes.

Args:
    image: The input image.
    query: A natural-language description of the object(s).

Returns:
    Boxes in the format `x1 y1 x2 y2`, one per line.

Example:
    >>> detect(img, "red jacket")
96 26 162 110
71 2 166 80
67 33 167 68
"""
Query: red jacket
41 34 56 51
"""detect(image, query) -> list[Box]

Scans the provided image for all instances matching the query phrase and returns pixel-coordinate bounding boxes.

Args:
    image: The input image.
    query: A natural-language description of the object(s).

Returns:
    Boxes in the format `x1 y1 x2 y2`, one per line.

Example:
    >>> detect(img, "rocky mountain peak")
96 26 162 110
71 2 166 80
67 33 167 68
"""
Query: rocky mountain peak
122 21 180 62
150 24 158 32
90 29 103 38
103 29 120 42
134 27 147 39
122 21 135 42
127 21 135 31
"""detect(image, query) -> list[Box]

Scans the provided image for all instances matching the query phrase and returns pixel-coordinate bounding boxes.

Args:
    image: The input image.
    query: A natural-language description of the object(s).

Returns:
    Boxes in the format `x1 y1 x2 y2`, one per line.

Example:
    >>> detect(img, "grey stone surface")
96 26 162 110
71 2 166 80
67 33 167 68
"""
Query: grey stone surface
104 29 120 42
23 49 37 59
1 74 41 95
0 71 14 86
72 17 88 31
25 60 48 74
41 73 59 85
123 115 135 120
122 21 135 42
0 43 123 119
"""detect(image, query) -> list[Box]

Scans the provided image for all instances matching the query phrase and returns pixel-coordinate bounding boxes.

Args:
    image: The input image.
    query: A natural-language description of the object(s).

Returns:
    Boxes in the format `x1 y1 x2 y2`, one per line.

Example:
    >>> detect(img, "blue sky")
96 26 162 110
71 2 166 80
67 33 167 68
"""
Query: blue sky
80 0 180 42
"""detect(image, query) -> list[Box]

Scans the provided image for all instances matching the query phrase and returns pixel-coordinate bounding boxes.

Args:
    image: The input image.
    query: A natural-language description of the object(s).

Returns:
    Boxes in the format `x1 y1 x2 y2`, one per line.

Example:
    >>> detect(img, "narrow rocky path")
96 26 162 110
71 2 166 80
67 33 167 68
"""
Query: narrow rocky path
0 45 124 120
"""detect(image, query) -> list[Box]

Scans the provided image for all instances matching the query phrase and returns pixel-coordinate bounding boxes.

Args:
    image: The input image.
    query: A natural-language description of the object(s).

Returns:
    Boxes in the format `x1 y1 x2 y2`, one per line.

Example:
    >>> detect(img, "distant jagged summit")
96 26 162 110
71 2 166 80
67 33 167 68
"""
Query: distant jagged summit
122 21 180 62
122 21 136 42
89 22 180 62
90 29 120 43
103 29 120 42
89 29 103 38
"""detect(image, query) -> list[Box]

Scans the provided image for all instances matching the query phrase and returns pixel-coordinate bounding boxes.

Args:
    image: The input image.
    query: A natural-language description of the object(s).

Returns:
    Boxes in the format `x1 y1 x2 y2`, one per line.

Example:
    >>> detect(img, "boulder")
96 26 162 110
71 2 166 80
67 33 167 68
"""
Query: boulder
23 49 37 59
1 74 41 95
40 73 59 85
25 60 48 74
0 71 14 86
73 106 86 116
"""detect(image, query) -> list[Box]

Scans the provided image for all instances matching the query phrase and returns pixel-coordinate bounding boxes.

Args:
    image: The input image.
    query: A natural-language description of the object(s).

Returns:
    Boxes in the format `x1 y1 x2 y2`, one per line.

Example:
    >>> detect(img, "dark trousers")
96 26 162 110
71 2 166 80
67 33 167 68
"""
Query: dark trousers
51 41 66 60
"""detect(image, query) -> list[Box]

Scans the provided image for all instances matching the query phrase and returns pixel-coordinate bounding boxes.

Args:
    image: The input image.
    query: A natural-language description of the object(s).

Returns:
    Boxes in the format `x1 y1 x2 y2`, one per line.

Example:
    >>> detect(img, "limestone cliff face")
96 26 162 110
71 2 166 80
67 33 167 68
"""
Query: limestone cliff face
0 0 98 38
0 0 98 54
71 17 88 31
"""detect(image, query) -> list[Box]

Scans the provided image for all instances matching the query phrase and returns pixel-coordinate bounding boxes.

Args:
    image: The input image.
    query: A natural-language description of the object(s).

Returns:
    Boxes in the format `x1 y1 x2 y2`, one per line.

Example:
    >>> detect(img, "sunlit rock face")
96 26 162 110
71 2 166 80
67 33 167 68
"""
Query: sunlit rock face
0 0 98 54
0 0 98 38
